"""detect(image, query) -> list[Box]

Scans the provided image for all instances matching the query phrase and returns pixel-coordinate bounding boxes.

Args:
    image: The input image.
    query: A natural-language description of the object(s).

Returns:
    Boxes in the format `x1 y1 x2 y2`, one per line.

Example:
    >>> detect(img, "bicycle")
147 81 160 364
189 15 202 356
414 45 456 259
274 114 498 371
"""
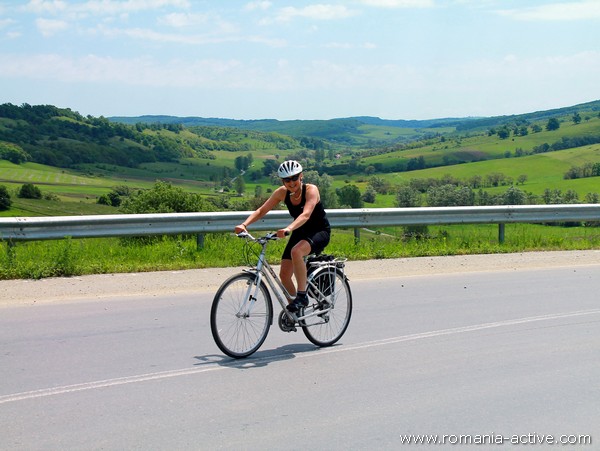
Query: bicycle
210 231 353 358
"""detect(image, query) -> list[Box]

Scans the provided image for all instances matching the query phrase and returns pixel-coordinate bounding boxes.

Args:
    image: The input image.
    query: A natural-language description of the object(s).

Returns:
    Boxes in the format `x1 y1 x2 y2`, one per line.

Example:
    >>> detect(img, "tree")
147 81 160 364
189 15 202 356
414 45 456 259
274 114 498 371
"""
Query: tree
572 112 581 125
303 171 338 208
542 188 563 204
468 175 483 188
0 142 30 164
584 192 599 203
500 186 527 205
497 127 510 139
395 185 421 208
395 185 426 237
234 155 249 172
564 189 579 204
517 174 528 185
485 172 506 187
427 184 474 206
18 183 42 199
120 181 214 214
362 185 377 204
368 176 391 195
262 159 279 177
234 176 245 196
97 186 130 206
315 148 325 164
0 185 11 211
546 117 560 131
336 185 363 208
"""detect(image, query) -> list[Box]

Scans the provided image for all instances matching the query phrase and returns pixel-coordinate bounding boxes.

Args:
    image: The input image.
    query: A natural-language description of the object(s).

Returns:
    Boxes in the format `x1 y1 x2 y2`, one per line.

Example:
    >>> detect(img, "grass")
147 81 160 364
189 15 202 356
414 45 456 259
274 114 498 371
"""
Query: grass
2 223 599 280
3 113 600 217
363 114 600 167
2 110 600 279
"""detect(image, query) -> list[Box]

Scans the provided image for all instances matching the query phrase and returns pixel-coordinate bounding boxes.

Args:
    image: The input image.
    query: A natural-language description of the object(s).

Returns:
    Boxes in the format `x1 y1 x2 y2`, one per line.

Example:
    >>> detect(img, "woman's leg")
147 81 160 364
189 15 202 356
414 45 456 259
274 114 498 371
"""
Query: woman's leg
290 240 311 292
279 258 296 300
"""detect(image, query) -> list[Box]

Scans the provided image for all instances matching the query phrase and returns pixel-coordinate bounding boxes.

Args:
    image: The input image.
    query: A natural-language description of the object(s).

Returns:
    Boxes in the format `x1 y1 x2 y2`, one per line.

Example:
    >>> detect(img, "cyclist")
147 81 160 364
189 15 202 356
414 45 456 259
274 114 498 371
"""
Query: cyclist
235 160 331 313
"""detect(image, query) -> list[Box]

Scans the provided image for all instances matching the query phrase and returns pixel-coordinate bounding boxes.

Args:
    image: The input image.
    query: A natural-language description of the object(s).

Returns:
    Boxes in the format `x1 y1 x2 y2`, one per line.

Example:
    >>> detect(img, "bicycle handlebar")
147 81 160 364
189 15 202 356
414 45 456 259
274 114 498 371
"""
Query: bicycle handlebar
236 231 279 242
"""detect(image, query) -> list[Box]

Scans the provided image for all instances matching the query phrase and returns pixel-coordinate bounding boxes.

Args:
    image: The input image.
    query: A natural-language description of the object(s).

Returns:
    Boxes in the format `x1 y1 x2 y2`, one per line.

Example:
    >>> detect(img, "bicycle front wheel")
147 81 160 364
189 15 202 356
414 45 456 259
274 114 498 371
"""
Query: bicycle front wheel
302 268 352 347
210 273 273 358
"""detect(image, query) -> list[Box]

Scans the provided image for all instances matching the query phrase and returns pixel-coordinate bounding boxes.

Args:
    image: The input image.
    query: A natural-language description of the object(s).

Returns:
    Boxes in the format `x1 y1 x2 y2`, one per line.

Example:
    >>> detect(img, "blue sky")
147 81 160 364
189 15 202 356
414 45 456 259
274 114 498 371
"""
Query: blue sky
1 0 599 120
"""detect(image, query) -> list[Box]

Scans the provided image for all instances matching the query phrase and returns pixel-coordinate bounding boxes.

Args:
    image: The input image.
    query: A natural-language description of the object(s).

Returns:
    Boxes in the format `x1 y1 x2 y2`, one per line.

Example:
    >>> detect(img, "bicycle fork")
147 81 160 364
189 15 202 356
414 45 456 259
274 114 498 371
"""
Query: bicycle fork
236 274 263 318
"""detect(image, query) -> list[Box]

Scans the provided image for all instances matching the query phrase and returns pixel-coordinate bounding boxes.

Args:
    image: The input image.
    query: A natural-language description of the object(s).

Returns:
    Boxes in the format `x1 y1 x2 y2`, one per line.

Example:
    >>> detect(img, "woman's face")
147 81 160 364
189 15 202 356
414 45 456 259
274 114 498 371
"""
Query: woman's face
281 173 302 191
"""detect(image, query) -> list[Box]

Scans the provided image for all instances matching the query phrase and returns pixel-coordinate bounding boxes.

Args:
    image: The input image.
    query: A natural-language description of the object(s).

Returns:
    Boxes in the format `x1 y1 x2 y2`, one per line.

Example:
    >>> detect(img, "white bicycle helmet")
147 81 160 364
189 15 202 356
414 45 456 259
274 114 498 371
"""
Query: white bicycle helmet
277 160 303 178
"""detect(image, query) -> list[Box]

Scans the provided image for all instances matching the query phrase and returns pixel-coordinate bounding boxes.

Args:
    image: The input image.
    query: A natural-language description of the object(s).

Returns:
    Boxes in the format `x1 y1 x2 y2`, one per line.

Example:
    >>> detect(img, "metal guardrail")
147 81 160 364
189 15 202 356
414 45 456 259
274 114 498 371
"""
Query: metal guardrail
1 205 600 243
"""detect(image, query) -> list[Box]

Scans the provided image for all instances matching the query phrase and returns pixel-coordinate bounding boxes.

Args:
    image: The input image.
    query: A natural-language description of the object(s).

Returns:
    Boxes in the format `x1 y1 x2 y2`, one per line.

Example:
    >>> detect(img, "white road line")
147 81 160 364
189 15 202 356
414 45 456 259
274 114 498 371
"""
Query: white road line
2 308 599 405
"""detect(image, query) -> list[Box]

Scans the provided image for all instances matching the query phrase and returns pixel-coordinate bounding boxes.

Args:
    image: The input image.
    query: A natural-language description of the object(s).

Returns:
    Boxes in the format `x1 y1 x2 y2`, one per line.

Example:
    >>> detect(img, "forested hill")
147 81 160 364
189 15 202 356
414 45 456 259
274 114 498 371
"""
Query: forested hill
109 99 600 137
109 115 476 141
0 103 304 168
2 100 600 171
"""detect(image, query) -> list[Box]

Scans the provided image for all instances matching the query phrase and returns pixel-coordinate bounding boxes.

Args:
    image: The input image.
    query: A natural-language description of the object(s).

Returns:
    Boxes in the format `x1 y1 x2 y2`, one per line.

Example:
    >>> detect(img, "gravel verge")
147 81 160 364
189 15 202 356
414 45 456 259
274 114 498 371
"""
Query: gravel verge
1 250 598 307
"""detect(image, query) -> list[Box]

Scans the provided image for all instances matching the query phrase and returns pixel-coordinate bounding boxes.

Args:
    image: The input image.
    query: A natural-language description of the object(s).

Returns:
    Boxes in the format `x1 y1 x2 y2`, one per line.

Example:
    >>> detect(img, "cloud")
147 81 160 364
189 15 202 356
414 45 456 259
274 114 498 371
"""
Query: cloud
2 49 598 119
497 0 600 21
245 1 272 11
324 41 377 49
0 18 16 29
22 0 68 15
23 0 191 16
35 17 68 36
90 24 284 47
159 12 239 36
0 53 244 88
273 4 358 22
159 12 210 27
358 0 434 8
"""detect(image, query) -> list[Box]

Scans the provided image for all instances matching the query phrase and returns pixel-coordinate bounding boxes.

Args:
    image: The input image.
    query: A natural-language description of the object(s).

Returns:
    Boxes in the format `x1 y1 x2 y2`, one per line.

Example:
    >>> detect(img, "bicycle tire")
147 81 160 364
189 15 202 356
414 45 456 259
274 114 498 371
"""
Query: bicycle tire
210 273 273 358
302 268 352 347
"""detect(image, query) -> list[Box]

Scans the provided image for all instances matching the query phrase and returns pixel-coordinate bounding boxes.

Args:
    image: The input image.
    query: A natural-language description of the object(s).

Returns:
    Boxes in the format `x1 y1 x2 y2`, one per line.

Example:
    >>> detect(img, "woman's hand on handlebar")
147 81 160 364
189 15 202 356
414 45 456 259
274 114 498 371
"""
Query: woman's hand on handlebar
276 228 291 239
234 223 247 234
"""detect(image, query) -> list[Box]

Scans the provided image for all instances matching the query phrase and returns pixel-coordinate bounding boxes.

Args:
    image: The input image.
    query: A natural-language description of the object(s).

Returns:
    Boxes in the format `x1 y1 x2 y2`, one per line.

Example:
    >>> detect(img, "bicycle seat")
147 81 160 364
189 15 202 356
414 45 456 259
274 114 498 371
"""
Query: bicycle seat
306 254 335 265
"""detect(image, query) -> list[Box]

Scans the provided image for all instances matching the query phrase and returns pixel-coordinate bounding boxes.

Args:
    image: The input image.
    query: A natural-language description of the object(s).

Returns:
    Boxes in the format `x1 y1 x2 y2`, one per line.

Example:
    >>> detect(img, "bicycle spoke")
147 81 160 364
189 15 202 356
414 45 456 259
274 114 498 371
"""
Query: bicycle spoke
302 268 352 347
211 273 272 358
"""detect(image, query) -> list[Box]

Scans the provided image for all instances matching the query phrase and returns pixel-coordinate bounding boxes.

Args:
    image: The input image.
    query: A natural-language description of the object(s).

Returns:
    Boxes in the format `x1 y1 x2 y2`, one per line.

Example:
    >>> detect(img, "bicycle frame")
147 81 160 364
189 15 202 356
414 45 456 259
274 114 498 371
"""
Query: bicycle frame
236 232 336 323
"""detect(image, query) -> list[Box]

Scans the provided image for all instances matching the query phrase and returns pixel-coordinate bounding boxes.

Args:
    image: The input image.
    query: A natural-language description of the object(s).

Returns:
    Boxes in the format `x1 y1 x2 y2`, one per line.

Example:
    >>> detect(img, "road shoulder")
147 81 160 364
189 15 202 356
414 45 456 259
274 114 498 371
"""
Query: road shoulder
1 250 598 306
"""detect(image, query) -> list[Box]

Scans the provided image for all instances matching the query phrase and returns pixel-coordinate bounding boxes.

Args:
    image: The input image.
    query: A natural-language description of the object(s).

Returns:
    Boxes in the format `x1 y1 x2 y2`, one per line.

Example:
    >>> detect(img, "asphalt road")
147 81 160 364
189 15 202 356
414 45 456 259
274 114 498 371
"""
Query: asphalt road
1 263 600 450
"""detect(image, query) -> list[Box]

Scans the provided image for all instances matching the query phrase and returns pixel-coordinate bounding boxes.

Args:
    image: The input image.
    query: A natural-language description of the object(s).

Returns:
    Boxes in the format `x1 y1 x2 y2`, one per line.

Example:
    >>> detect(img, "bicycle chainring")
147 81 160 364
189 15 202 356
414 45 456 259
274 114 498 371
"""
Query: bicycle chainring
278 309 297 332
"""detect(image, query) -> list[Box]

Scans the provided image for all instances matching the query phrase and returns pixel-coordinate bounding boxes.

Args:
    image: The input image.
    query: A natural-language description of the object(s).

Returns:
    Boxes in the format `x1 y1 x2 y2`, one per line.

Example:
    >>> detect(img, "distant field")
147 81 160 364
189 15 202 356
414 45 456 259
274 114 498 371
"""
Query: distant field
386 144 600 195
364 114 600 166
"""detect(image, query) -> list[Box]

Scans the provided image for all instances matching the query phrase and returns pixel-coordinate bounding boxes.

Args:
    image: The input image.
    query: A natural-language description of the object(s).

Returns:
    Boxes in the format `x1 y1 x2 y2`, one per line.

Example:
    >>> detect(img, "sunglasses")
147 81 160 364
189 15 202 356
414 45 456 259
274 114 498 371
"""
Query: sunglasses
281 174 300 183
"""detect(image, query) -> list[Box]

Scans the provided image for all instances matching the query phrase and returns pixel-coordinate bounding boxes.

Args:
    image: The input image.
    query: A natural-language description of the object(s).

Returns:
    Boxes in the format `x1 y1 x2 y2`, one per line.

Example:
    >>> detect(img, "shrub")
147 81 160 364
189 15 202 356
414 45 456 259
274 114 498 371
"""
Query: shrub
18 183 42 199
120 181 215 214
0 185 11 210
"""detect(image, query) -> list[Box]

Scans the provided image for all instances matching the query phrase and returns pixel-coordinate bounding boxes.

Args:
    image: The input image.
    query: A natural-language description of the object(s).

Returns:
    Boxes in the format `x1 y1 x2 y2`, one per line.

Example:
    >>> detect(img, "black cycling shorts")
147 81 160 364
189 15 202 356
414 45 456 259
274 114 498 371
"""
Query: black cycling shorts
282 228 331 260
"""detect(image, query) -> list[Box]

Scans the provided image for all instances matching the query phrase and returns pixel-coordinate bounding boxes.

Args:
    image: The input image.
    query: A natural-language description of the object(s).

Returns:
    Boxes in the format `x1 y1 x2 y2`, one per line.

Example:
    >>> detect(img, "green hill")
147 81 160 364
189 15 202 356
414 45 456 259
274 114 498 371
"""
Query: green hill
0 103 310 167
109 99 600 144
1 100 600 217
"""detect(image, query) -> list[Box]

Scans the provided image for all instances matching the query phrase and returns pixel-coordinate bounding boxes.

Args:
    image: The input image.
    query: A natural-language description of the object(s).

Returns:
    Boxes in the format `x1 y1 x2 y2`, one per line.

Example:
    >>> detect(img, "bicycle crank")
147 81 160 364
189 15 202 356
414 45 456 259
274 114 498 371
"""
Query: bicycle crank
278 310 297 332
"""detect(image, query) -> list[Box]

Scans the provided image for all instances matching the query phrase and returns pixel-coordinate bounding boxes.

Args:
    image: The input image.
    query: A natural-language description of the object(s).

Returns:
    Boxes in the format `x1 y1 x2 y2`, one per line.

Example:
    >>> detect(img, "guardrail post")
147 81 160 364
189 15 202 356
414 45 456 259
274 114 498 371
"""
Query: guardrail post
354 227 360 244
196 234 205 250
498 223 505 244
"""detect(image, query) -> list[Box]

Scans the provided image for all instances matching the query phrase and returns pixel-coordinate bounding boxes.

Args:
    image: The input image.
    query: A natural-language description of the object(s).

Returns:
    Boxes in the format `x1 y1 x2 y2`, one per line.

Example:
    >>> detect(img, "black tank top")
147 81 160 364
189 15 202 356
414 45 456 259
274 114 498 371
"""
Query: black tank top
284 184 330 233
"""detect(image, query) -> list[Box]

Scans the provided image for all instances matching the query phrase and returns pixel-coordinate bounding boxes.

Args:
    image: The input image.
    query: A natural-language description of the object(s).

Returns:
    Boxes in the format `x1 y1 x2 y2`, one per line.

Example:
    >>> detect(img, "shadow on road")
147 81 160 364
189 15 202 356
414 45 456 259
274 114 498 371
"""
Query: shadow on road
194 343 319 369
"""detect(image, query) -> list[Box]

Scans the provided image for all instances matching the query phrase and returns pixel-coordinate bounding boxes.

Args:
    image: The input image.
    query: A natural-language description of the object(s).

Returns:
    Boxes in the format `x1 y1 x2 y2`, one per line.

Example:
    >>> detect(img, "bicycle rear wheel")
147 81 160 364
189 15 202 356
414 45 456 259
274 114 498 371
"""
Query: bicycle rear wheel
302 268 352 347
210 273 273 358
